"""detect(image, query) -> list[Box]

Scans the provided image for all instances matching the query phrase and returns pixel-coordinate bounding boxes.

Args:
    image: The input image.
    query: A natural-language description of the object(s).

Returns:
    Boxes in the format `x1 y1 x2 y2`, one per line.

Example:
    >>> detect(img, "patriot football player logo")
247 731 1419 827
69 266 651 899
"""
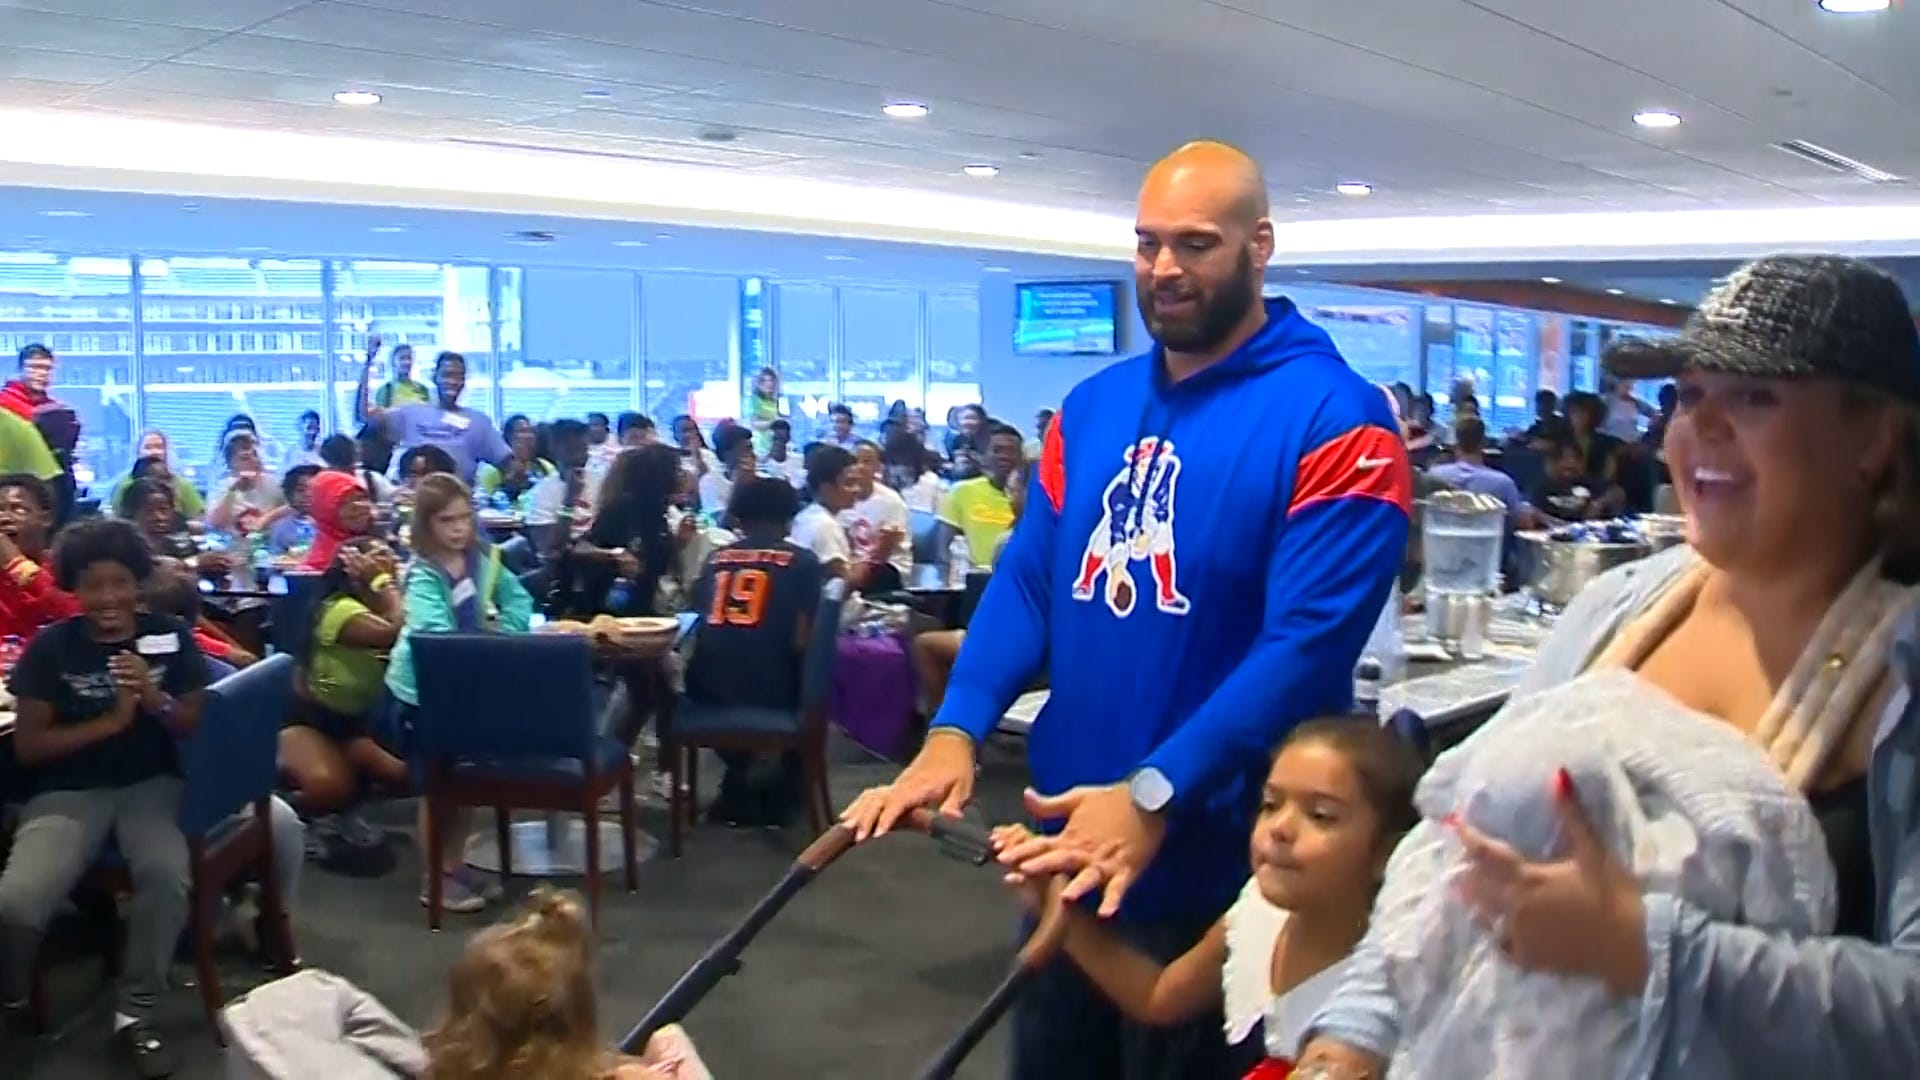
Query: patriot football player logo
1071 436 1189 618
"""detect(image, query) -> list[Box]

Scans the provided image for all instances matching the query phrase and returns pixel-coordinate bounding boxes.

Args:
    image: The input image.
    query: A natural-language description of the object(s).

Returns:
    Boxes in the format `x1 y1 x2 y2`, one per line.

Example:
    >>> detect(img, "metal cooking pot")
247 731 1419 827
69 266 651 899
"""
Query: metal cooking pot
1515 530 1650 609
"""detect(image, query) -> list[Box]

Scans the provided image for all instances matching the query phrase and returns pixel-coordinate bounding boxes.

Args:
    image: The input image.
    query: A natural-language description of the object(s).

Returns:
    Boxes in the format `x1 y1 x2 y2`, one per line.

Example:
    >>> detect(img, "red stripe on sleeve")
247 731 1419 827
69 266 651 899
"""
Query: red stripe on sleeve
1039 411 1066 513
1287 424 1412 516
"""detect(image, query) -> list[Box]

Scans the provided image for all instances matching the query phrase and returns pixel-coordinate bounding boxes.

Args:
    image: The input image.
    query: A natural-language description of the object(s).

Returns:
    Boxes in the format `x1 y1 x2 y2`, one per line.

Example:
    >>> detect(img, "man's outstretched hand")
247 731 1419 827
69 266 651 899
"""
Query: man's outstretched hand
840 730 978 841
996 784 1165 918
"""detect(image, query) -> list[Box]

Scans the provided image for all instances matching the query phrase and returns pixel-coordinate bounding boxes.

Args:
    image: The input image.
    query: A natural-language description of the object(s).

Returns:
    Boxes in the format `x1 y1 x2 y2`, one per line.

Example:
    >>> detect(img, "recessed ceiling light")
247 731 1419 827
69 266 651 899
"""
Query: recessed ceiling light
1335 182 1373 196
1633 110 1682 129
1661 297 1679 305
981 265 1011 273
1606 287 1626 296
38 209 89 218
823 254 859 262
1017 151 1041 161
882 101 929 119
1819 0 1890 12
962 163 999 178
332 89 382 107
368 225 408 234
654 232 673 240
1540 275 1562 284
580 88 614 100
611 239 649 248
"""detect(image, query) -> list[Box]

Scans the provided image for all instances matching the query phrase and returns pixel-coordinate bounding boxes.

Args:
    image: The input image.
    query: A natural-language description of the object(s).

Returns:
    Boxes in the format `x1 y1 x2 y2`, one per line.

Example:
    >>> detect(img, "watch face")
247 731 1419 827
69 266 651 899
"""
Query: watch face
1131 768 1174 813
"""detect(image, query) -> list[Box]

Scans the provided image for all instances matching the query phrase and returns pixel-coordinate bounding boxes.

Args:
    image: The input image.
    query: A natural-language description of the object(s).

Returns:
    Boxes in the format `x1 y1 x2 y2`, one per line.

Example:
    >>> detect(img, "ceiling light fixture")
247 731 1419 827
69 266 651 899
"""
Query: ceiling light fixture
981 265 1011 273
580 89 614 100
882 101 929 119
368 225 408 234
1661 297 1680 305
823 254 858 262
611 239 649 248
332 90 382 107
962 163 999 178
1540 275 1562 284
38 209 89 218
1335 182 1372 196
1633 110 1682 129
1606 287 1626 296
1818 0 1890 12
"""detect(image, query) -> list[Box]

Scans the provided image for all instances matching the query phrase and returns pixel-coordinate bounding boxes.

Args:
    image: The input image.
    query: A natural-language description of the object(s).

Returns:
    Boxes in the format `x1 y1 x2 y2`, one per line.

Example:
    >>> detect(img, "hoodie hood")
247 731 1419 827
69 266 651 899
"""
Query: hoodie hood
302 470 369 571
1149 296 1342 397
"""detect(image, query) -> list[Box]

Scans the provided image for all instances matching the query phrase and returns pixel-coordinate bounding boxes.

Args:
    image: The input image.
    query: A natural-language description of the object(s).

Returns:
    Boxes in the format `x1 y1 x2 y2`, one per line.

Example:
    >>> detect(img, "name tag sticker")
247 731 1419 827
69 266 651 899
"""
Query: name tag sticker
443 412 471 431
449 578 478 607
135 634 180 656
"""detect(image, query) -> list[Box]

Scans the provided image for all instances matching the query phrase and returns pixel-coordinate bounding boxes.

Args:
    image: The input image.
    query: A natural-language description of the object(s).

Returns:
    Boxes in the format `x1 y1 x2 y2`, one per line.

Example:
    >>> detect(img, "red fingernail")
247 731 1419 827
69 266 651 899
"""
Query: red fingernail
1554 768 1575 801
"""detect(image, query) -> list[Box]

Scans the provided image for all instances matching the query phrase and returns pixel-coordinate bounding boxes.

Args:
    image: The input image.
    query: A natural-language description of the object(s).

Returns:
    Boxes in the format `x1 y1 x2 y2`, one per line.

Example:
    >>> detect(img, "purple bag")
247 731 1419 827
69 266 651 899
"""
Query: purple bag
831 631 917 761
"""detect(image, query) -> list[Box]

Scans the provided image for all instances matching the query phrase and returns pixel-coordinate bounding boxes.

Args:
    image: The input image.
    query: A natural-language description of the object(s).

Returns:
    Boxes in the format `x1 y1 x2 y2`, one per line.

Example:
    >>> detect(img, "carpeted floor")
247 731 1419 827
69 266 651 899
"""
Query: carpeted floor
19 736 1037 1080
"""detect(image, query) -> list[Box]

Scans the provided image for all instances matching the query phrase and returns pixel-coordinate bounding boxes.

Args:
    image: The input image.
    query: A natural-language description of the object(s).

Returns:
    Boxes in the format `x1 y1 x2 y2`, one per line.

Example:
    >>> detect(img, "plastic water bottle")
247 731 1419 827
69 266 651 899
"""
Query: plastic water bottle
946 534 972 586
606 579 634 614
1354 657 1383 720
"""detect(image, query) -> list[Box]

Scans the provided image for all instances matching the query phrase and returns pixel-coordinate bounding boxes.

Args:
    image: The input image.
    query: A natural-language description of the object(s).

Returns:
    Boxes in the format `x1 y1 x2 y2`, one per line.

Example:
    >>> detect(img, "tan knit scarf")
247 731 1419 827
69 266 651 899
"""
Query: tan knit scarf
1590 558 1920 792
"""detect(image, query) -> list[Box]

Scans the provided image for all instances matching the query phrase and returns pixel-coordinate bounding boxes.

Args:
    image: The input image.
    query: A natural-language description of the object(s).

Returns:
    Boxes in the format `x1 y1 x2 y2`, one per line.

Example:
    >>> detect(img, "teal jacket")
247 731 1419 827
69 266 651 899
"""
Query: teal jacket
383 548 535 707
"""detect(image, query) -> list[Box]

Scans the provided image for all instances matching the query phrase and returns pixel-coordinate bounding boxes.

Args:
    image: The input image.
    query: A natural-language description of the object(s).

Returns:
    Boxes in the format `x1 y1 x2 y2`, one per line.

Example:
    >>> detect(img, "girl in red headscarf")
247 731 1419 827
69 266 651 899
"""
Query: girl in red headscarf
302 470 376 572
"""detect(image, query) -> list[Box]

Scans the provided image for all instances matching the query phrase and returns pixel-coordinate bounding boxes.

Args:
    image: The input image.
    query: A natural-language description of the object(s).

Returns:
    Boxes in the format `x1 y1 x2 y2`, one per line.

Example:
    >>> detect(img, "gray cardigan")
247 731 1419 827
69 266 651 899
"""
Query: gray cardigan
1312 545 1920 1076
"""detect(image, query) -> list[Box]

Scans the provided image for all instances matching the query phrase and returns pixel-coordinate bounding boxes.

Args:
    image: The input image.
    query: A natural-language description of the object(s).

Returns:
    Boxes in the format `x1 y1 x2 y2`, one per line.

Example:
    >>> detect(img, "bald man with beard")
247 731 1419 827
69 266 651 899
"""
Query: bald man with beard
843 142 1412 1077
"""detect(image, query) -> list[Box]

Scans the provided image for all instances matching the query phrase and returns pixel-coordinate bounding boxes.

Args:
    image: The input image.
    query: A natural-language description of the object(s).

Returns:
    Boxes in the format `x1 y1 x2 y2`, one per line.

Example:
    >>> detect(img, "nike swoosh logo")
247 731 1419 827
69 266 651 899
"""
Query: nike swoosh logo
1355 456 1392 470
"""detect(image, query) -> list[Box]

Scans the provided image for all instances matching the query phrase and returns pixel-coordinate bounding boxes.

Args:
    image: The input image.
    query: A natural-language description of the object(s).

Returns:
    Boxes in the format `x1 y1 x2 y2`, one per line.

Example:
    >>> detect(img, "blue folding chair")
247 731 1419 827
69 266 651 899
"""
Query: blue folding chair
34 654 299 1035
665 582 846 857
411 633 637 929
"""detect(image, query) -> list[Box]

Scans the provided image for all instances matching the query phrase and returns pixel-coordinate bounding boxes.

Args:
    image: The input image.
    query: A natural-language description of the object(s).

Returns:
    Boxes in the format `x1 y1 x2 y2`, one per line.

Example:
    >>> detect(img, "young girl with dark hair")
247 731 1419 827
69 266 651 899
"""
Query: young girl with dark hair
992 719 1424 1078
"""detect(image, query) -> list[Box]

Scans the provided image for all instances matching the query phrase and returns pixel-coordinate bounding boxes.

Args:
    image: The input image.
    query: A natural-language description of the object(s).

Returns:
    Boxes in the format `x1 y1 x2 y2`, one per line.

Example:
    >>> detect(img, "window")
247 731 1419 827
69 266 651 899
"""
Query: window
0 253 136 487
1491 311 1535 433
927 291 980 442
773 283 835 441
502 267 634 427
137 257 326 484
839 286 921 438
330 261 500 433
642 273 737 432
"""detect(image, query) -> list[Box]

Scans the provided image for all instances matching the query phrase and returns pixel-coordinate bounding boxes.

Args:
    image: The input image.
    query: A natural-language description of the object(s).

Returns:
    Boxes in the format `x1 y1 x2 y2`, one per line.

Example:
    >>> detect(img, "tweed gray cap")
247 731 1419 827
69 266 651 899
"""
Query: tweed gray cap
1605 254 1920 403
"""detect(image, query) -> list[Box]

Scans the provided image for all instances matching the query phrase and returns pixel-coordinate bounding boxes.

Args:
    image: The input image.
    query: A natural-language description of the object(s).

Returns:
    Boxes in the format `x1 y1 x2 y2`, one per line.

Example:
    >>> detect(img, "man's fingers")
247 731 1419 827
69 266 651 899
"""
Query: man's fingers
1096 868 1133 919
936 774 973 820
1022 785 1089 822
1059 862 1107 904
995 834 1060 868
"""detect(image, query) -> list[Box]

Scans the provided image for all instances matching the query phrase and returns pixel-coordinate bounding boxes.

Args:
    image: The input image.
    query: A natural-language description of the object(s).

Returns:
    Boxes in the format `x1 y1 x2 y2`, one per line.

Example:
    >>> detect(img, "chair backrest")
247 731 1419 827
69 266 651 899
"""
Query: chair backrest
411 632 596 762
798 579 848 714
909 508 943 565
177 653 295 839
268 570 329 658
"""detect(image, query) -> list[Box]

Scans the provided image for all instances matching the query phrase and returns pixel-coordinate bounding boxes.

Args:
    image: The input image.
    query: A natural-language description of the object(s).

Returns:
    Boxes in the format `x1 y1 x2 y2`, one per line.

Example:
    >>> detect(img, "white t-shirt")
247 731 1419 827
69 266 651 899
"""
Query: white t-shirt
1221 878 1345 1061
698 470 734 518
790 502 851 569
898 472 944 514
208 472 286 524
763 451 807 489
525 470 598 534
838 484 912 578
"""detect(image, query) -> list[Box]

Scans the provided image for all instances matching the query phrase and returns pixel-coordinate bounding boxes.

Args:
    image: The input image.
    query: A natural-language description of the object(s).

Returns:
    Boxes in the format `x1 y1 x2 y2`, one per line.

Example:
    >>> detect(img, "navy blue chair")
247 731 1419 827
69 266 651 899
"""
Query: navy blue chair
411 633 636 929
34 654 299 1035
665 581 846 857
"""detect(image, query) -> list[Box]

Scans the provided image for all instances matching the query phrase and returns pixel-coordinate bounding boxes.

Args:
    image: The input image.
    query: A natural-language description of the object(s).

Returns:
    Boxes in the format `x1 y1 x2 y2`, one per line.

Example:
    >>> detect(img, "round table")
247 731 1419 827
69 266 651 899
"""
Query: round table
461 625 679 879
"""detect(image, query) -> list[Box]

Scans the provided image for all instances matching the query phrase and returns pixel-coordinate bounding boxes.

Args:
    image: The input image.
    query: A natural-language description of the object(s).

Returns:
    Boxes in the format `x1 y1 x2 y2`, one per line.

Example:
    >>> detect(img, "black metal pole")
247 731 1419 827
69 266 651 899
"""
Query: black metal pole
917 967 1032 1080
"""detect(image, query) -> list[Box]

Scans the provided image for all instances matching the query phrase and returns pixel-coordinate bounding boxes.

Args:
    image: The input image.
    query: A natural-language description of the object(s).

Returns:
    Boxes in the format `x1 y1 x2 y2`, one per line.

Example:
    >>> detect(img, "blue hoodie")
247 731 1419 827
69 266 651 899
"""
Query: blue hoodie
934 296 1411 922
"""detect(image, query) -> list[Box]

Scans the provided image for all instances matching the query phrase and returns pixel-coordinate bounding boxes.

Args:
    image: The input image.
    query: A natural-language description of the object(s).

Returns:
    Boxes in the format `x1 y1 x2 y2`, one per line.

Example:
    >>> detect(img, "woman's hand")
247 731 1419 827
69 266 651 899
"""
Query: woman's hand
1450 769 1650 997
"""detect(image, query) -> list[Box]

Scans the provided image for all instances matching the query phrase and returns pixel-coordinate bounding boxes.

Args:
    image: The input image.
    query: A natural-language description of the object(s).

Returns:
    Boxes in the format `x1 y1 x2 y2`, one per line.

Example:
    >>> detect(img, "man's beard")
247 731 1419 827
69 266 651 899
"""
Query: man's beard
1139 247 1260 354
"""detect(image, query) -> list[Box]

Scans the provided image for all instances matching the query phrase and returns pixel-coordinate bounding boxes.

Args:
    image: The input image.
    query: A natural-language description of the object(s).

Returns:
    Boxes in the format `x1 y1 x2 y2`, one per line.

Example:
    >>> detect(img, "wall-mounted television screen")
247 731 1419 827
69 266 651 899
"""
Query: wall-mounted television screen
1013 281 1120 356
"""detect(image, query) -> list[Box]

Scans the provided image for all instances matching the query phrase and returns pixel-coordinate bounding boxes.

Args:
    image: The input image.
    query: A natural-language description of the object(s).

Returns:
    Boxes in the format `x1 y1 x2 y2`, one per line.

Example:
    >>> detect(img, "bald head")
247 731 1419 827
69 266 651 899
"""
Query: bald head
1141 141 1269 227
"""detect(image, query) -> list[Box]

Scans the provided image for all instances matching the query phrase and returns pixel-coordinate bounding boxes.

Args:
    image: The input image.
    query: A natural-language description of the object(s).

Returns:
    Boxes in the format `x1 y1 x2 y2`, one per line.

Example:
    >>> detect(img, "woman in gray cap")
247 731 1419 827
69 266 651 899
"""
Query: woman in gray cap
1293 254 1920 1079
